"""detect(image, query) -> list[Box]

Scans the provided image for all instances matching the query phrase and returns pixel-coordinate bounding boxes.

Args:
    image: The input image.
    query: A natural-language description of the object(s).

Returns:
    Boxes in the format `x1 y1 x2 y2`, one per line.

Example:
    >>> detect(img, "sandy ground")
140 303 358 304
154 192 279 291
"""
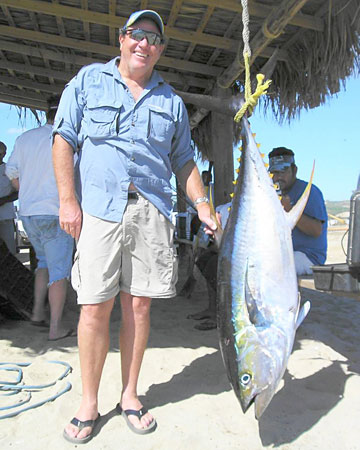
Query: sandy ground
1 227 359 450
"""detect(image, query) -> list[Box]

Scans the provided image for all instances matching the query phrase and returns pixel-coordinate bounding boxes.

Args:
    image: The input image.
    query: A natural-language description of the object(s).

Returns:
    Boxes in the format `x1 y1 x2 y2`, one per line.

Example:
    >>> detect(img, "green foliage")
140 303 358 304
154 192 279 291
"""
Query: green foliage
325 200 350 216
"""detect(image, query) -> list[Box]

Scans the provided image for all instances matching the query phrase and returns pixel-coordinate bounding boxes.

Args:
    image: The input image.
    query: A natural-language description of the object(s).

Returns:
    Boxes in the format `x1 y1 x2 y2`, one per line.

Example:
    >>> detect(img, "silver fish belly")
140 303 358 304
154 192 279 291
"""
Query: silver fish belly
217 118 311 419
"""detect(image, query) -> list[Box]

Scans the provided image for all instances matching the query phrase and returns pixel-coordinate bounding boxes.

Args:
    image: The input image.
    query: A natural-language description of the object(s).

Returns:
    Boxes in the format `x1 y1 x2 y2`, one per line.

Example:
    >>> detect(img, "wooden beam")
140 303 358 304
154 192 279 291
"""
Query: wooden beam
189 0 323 31
189 45 281 129
0 73 63 93
0 56 212 90
167 0 183 26
0 59 75 81
184 5 214 63
0 93 47 109
0 0 234 50
0 39 99 67
217 0 311 88
0 86 46 102
2 0 324 33
210 87 234 206
1 0 294 55
0 26 223 76
108 0 117 46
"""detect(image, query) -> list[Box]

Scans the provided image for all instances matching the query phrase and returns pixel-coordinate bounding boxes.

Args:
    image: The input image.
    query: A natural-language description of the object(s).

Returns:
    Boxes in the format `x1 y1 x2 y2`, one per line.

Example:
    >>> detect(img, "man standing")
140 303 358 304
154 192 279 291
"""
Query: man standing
52 10 216 443
0 141 17 254
6 96 74 340
268 147 327 275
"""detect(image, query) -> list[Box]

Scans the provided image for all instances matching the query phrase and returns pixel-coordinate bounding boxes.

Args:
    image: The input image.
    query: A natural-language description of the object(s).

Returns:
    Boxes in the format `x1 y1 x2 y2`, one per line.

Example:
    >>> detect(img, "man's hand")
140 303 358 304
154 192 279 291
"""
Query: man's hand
281 194 292 212
59 199 82 240
197 203 217 234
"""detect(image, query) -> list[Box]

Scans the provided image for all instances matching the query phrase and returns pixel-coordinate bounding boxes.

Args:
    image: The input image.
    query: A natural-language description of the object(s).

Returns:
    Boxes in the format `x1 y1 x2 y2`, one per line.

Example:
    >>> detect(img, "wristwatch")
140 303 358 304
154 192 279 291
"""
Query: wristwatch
194 197 209 206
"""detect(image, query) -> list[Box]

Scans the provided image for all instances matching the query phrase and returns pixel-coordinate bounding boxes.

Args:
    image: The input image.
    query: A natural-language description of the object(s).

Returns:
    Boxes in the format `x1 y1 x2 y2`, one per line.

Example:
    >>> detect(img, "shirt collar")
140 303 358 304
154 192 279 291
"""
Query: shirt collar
100 57 165 89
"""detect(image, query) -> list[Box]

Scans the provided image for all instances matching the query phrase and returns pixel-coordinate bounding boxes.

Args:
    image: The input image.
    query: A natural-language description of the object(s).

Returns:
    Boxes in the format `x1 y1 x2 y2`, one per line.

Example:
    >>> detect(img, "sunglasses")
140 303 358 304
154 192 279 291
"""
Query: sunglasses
125 28 164 46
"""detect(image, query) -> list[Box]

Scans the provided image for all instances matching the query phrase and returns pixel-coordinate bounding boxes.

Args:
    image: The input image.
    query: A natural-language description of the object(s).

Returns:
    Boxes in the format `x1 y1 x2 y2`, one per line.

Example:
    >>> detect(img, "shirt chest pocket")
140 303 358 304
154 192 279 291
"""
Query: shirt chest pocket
86 100 122 139
147 105 175 145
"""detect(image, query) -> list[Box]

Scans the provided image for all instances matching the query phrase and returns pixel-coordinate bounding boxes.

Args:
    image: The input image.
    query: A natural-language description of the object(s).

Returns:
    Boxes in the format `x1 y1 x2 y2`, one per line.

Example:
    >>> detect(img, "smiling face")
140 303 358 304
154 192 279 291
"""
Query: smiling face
119 19 164 81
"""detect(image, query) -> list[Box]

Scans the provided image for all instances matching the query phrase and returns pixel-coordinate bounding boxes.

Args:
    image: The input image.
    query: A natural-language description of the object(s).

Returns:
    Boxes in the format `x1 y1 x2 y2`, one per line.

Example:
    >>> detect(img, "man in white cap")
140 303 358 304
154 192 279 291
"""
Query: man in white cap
53 9 216 443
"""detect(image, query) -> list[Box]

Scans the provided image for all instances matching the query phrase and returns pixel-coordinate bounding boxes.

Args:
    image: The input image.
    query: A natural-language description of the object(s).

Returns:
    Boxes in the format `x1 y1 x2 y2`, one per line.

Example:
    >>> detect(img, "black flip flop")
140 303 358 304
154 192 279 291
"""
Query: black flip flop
116 403 157 435
63 414 100 444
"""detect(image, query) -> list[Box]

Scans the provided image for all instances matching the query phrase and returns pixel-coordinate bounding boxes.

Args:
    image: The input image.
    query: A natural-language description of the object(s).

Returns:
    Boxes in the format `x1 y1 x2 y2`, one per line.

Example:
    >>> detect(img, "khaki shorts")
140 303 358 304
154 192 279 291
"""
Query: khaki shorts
72 195 178 304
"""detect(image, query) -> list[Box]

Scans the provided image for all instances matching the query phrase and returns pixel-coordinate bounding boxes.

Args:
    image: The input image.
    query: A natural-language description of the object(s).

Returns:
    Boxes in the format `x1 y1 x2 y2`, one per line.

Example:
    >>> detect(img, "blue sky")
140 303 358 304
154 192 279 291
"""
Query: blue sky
1 74 358 201
244 75 360 202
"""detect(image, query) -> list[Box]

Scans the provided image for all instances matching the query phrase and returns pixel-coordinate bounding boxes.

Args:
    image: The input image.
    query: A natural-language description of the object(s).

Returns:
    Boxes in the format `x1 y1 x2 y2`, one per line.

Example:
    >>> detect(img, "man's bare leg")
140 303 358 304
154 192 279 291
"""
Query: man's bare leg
119 291 154 430
48 278 71 340
31 267 49 322
64 297 115 440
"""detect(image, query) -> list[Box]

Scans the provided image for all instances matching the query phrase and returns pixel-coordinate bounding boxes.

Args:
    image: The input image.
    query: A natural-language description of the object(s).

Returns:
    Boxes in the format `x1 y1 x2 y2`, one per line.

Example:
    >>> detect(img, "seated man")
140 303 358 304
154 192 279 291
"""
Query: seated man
268 147 328 276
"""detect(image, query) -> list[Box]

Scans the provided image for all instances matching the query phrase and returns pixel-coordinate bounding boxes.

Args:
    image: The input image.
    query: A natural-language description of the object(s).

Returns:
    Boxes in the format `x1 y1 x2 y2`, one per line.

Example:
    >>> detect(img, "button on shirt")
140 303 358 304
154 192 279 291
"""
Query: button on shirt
53 57 194 222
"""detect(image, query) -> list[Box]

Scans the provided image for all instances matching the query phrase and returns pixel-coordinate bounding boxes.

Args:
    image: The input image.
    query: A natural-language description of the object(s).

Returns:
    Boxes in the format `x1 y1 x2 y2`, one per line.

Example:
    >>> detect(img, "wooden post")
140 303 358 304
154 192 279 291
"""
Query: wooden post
210 87 234 207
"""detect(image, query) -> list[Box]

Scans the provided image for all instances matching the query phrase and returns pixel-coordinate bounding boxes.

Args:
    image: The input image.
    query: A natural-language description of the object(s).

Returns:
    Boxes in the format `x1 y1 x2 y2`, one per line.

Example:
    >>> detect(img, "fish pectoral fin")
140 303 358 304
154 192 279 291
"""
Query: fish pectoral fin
245 272 267 327
286 163 315 230
295 301 311 329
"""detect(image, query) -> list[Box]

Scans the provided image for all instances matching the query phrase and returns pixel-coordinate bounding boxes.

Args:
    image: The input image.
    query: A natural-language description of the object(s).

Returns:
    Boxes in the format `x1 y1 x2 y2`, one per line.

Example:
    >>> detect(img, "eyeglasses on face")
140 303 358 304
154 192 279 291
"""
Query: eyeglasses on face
125 28 164 46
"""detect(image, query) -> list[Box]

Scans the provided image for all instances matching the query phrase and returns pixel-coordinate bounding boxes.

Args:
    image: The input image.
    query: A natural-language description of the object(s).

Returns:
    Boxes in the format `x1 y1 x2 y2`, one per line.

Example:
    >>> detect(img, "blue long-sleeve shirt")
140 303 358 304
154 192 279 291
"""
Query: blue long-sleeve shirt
53 57 194 222
289 178 328 265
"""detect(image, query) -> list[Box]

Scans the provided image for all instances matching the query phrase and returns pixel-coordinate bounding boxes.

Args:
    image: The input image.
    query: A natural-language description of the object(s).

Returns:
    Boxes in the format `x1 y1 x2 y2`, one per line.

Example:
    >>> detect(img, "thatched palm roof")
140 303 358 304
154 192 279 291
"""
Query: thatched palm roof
0 0 359 153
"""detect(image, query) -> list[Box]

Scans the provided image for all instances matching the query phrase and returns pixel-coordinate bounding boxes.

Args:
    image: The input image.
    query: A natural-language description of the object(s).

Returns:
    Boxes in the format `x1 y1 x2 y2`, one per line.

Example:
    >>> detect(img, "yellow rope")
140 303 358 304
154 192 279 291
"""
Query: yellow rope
234 53 272 123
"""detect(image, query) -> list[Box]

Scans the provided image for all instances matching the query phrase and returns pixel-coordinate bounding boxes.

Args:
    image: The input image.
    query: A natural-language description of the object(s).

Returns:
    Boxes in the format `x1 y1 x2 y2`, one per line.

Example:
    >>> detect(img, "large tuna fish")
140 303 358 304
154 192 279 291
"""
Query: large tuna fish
217 117 312 419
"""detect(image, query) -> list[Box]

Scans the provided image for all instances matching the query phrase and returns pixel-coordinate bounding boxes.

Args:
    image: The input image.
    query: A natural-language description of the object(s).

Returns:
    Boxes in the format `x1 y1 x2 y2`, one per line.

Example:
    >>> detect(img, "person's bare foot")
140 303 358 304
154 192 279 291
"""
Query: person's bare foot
63 405 99 442
48 328 76 341
119 395 155 432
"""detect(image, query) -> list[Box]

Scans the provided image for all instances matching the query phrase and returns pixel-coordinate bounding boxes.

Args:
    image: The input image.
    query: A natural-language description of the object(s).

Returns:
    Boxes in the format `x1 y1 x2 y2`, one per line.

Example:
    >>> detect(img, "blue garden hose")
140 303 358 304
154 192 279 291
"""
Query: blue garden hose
0 361 72 419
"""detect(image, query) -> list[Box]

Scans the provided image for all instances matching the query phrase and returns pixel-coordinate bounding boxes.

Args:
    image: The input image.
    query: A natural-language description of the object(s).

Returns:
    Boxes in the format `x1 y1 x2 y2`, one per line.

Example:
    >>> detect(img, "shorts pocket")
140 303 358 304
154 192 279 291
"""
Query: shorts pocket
71 252 81 293
37 218 60 240
159 246 178 287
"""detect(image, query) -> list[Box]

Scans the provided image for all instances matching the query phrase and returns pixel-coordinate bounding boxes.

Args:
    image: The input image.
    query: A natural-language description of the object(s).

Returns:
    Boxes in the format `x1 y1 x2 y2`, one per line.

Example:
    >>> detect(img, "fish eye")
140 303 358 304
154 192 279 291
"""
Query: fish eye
240 373 251 386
